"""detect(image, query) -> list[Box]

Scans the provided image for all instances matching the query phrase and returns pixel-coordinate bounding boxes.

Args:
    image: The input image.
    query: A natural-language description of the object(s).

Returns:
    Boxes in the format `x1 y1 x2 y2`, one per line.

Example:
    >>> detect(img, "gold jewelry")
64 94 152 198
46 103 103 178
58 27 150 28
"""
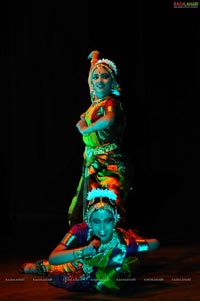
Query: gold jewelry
92 96 107 104
73 248 83 260
83 231 119 271
98 230 118 255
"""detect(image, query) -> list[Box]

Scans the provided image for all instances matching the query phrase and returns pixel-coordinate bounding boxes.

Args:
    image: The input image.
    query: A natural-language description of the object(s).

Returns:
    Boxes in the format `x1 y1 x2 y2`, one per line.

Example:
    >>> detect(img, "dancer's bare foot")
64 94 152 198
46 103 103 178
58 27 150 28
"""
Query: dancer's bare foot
146 238 160 252
19 262 37 274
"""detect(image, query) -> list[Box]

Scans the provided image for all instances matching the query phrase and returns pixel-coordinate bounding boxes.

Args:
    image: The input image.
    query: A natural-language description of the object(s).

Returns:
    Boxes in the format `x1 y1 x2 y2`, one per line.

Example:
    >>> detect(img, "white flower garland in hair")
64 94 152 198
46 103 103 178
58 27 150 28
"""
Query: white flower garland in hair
87 188 117 201
96 58 118 75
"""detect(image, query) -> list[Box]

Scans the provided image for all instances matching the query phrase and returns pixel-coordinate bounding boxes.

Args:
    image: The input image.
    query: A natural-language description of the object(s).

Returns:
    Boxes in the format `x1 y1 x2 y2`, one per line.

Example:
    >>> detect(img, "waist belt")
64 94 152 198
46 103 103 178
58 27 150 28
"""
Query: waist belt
85 143 118 158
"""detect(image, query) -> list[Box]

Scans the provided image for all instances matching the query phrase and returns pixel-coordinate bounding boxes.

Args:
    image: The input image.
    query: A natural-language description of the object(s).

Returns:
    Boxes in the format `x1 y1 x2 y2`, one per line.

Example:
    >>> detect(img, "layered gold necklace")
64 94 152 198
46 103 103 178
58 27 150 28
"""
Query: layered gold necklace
98 230 118 254
93 97 106 104
92 94 113 105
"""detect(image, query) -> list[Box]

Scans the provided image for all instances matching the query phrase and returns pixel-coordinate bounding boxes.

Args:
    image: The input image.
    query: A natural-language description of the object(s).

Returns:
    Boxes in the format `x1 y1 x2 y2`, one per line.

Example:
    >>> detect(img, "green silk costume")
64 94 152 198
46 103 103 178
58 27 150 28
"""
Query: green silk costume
68 96 131 226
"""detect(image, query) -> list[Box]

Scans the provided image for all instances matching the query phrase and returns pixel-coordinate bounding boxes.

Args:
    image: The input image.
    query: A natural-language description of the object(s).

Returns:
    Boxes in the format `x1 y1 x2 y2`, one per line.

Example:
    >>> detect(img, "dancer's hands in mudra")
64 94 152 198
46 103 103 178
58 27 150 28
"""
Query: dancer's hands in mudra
83 237 101 258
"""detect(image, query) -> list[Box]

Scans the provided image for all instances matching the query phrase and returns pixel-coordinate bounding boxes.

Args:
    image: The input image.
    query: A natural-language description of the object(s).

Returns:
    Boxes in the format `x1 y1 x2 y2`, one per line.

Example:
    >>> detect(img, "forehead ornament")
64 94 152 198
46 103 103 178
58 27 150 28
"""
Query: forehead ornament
95 58 118 76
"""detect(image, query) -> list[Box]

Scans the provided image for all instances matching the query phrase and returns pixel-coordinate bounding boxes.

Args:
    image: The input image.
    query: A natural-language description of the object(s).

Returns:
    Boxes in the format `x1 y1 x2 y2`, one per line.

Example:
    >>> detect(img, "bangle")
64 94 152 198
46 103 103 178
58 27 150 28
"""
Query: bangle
82 247 93 259
35 259 47 275
73 248 83 260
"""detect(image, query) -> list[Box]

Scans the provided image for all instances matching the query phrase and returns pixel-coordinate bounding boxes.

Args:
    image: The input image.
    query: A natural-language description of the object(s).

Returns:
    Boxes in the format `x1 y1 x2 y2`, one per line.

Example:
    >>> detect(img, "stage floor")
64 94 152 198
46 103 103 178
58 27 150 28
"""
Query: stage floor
1 243 199 301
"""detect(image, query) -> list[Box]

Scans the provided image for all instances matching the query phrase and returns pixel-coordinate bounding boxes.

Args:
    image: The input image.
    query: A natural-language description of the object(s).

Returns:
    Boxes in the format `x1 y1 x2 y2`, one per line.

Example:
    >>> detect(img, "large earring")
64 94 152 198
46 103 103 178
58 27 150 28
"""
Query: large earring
111 80 121 96
88 78 96 102
87 224 92 240
90 89 95 102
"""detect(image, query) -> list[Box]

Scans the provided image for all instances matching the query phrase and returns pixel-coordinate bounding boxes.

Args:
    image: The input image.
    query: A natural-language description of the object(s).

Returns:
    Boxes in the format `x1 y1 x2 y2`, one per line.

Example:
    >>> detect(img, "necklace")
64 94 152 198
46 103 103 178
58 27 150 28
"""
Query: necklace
98 230 118 253
85 97 106 117
93 96 107 104
82 231 119 273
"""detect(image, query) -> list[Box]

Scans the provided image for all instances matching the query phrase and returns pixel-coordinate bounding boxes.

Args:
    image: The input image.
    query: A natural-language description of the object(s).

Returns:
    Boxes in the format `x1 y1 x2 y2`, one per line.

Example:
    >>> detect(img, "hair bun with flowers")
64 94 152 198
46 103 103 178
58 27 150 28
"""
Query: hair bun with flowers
87 188 117 201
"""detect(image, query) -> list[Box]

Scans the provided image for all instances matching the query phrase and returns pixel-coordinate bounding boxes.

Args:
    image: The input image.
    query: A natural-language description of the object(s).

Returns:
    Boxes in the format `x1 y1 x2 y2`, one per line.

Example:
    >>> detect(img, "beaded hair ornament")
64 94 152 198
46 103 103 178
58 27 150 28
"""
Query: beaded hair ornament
87 50 121 102
84 188 120 226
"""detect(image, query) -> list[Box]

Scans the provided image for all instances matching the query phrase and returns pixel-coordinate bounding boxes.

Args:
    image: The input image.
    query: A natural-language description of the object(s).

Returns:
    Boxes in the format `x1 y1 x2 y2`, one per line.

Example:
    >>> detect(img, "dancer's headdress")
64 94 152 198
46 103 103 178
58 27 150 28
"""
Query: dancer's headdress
84 188 120 225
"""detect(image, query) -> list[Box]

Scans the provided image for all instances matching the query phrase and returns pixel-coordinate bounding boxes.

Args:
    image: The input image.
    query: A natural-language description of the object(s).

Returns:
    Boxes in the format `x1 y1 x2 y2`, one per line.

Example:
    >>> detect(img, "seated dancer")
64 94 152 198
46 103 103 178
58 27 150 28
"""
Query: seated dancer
69 50 131 226
20 188 159 293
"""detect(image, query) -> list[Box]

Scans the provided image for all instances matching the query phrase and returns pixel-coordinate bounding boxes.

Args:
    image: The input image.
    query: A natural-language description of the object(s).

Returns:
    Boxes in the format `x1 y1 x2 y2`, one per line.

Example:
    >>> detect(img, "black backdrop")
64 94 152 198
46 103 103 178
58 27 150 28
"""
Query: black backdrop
1 1 199 249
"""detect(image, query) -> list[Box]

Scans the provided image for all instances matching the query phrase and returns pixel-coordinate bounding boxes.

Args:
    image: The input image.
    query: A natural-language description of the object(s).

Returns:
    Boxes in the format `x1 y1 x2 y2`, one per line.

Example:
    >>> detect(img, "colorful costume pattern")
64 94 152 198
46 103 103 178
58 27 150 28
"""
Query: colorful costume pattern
47 222 141 293
68 96 131 226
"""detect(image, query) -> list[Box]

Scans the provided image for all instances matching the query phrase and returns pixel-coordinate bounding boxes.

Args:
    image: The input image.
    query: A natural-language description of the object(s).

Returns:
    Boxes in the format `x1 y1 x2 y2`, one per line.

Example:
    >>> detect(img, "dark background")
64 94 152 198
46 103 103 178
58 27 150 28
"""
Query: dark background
1 1 199 253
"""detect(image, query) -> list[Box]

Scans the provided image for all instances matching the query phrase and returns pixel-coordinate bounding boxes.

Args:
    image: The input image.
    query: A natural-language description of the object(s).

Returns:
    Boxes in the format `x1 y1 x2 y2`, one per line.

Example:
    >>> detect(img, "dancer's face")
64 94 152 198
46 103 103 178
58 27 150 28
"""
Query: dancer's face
90 209 114 243
91 65 113 99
